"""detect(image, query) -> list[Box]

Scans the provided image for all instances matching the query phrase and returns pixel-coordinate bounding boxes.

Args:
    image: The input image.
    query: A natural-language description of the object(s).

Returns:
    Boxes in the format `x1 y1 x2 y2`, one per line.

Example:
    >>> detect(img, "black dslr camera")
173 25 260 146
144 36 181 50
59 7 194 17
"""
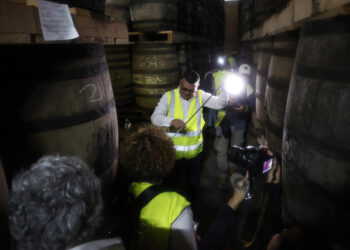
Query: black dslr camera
228 146 274 177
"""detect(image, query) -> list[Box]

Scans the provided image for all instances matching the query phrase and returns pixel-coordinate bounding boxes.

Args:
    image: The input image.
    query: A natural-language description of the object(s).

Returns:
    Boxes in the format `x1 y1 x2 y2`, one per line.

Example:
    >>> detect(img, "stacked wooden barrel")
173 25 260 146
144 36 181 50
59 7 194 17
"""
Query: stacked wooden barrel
130 0 178 32
177 44 187 77
105 0 131 26
0 44 118 177
132 43 178 109
282 16 350 243
192 43 211 77
105 45 134 107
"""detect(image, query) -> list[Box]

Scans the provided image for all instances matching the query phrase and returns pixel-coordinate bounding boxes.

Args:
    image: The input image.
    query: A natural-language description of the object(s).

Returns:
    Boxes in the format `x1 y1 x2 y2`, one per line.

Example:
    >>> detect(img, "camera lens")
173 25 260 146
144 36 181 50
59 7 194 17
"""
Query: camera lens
228 146 265 176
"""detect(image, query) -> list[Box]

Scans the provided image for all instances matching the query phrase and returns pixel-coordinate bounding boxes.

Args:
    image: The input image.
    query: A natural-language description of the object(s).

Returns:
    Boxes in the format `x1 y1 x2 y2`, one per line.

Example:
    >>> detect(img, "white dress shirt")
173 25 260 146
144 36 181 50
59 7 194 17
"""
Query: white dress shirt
151 87 228 127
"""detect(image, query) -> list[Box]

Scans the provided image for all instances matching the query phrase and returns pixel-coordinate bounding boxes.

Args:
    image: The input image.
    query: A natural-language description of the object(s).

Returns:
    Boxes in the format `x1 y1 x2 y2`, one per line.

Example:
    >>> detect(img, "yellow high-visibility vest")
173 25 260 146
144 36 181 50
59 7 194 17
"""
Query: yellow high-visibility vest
166 88 205 160
213 70 230 127
129 182 190 250
229 56 235 67
213 70 254 127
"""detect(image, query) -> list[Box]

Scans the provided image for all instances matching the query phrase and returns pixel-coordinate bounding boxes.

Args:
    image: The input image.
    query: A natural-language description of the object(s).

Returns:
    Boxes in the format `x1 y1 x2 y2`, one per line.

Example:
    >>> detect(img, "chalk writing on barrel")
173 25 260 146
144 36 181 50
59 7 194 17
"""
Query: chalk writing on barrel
79 83 103 103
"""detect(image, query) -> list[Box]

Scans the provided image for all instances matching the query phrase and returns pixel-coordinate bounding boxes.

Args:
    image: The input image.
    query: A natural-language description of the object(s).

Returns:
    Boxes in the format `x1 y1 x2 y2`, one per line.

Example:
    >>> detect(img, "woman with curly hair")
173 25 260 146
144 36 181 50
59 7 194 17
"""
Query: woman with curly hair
120 125 248 250
119 125 175 185
119 125 194 250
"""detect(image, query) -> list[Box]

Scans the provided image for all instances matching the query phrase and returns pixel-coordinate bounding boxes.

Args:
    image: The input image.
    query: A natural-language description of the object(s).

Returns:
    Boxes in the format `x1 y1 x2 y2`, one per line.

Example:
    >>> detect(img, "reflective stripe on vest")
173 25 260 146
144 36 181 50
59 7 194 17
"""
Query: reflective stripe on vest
204 71 212 80
166 88 205 160
129 182 190 250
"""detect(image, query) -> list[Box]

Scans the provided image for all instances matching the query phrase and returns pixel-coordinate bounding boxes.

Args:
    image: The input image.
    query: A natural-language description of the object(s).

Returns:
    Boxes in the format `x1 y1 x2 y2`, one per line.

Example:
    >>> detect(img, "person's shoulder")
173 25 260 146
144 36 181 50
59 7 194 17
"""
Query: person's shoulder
165 88 179 95
69 238 125 250
155 191 190 206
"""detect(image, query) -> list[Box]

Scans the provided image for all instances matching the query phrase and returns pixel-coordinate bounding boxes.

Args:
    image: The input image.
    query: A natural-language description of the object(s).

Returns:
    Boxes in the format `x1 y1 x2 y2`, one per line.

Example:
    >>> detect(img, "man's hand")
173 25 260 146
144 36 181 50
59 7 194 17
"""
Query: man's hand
170 119 186 130
234 104 246 112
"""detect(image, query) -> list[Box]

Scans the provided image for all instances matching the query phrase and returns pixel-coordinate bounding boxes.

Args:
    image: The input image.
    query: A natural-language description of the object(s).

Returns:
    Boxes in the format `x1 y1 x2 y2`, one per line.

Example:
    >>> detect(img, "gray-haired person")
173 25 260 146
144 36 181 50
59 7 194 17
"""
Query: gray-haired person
8 155 125 250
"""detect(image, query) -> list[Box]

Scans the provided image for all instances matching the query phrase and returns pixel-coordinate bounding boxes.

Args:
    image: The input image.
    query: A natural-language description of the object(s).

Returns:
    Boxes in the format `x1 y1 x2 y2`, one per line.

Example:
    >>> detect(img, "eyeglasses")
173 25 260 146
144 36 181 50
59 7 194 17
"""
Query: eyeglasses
181 87 196 93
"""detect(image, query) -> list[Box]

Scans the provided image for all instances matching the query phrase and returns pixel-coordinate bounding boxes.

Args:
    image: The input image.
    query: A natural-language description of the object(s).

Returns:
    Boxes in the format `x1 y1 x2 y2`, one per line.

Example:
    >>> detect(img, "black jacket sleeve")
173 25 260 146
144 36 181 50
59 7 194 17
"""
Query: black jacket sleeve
199 205 239 250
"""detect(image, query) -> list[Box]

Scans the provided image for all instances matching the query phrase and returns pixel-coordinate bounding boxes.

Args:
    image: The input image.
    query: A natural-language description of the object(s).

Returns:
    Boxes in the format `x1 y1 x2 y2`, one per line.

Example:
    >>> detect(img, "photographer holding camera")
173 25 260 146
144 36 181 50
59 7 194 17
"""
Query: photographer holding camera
227 144 335 250
215 64 254 188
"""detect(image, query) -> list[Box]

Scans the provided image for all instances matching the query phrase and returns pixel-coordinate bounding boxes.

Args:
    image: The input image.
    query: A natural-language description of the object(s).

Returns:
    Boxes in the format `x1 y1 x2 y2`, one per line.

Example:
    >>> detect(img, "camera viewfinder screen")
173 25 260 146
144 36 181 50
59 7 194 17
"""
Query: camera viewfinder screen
263 158 273 174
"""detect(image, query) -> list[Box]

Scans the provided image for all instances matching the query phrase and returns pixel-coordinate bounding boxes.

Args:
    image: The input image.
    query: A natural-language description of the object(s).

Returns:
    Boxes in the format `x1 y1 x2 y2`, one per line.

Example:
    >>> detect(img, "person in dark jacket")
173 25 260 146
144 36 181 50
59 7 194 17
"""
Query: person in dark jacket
215 64 255 188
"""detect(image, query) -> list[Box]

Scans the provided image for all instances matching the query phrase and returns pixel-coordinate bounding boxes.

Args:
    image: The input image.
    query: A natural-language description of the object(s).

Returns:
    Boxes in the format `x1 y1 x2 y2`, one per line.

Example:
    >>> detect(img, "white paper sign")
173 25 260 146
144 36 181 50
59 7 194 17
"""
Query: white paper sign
38 0 79 41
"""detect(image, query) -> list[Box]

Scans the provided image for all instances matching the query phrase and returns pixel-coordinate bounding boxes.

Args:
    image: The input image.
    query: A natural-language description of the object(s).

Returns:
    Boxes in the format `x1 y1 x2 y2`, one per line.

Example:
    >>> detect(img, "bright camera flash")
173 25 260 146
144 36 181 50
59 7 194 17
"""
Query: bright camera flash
224 74 244 96
218 57 225 65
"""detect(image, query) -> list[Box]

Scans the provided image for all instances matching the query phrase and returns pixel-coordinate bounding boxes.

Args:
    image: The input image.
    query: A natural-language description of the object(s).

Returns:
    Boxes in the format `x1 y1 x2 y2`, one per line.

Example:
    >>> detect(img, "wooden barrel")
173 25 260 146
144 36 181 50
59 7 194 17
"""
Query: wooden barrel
132 42 178 109
0 159 11 250
245 119 260 147
282 17 350 243
251 40 259 91
0 44 118 177
185 0 195 34
193 1 206 36
265 32 298 155
177 44 187 77
105 45 134 107
254 0 268 26
177 0 187 32
130 0 178 32
105 0 130 25
193 44 211 77
255 37 274 132
187 43 194 70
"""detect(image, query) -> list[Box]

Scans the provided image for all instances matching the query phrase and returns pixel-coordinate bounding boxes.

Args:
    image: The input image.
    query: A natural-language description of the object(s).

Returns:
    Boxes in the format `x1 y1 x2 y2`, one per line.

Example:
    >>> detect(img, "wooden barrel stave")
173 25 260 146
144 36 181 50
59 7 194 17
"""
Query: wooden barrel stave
255 37 274 132
265 33 298 154
105 45 134 107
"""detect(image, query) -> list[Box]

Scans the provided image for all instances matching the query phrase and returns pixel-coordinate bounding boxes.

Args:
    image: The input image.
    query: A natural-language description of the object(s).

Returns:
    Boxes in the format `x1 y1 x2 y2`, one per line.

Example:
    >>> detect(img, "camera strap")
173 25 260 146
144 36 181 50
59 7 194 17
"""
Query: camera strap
136 185 169 211
241 192 271 248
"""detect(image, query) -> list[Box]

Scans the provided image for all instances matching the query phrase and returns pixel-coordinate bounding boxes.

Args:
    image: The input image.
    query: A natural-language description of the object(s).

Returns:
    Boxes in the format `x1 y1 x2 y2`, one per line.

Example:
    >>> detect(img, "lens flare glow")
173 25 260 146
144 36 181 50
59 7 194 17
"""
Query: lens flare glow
223 74 245 96
217 57 225 65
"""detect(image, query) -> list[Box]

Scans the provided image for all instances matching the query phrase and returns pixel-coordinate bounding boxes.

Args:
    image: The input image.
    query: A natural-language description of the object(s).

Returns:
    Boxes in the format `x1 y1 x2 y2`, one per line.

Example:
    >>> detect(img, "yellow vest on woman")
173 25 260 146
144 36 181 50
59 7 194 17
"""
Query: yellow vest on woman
129 182 190 250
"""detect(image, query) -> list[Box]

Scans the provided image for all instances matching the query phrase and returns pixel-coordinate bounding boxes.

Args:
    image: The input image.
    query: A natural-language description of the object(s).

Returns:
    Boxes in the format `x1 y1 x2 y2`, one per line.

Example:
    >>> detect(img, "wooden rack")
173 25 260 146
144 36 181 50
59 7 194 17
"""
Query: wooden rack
0 0 129 44
242 0 350 41
117 105 152 123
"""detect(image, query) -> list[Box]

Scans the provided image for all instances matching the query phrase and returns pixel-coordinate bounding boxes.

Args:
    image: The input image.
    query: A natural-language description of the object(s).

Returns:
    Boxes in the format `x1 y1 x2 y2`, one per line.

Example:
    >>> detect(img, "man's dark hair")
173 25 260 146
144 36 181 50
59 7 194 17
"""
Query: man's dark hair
181 70 200 84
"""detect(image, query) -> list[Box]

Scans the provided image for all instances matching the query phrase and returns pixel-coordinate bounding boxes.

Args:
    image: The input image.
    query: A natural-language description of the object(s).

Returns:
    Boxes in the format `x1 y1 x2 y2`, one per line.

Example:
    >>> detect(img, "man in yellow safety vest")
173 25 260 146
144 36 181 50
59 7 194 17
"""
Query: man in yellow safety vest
151 70 229 206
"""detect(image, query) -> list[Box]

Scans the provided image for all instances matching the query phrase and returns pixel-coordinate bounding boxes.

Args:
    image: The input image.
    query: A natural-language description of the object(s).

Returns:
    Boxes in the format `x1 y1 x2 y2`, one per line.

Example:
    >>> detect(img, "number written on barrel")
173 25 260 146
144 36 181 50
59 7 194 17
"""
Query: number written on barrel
79 83 103 103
